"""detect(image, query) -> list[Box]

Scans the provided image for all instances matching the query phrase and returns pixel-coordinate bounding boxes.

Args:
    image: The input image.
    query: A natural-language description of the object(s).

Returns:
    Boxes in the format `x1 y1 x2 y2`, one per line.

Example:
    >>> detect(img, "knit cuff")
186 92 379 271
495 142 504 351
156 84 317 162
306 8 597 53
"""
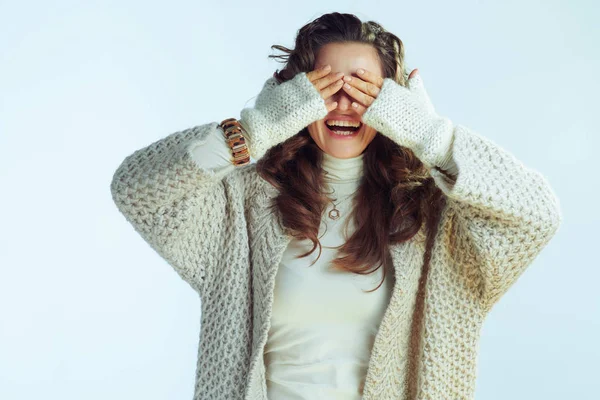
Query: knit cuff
239 72 329 161
361 77 455 169
436 132 459 176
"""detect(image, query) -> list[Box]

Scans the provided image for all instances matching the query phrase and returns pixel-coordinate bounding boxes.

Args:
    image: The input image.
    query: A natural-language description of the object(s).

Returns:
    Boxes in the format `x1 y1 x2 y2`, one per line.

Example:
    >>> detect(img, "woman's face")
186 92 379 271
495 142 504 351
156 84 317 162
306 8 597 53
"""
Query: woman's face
307 42 384 159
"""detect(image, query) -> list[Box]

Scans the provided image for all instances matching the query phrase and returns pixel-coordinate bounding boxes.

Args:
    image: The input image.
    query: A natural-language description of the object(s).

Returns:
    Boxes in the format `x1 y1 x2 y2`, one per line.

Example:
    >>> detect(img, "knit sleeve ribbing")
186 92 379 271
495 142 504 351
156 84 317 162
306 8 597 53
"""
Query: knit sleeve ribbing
239 72 329 160
110 123 249 298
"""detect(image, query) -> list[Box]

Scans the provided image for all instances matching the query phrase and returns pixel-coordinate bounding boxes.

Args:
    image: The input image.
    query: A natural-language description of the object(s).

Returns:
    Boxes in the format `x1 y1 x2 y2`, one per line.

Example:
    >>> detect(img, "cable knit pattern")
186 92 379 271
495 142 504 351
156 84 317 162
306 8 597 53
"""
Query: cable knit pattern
110 71 562 400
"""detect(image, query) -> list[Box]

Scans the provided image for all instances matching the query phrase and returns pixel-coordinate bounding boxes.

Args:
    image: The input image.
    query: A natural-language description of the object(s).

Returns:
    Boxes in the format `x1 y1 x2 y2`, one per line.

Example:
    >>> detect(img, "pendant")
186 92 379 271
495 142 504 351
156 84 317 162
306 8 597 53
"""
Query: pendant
328 208 340 220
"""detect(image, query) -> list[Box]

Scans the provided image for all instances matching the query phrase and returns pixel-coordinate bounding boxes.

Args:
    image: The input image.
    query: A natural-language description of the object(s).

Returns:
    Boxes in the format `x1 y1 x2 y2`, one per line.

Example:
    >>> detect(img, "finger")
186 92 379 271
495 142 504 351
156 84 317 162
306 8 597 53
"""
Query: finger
355 68 384 88
313 71 344 91
342 75 381 99
320 78 344 100
326 100 339 113
341 81 376 108
351 101 368 115
306 64 332 82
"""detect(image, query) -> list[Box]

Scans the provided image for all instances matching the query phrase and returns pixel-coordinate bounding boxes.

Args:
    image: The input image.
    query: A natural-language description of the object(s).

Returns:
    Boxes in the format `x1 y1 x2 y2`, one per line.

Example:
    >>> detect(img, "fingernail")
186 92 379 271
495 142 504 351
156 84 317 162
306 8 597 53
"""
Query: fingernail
324 65 331 70
357 69 364 75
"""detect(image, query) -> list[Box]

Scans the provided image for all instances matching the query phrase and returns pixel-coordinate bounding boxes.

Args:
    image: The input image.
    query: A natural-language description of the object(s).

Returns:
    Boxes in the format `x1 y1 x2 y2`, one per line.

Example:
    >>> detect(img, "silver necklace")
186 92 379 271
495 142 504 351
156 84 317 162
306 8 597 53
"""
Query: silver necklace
327 186 359 220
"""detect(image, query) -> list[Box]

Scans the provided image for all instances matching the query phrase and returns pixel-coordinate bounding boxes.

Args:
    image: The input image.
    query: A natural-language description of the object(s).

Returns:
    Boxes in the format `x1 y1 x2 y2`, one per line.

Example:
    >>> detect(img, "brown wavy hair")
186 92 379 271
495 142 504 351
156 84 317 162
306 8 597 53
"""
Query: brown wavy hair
256 12 450 293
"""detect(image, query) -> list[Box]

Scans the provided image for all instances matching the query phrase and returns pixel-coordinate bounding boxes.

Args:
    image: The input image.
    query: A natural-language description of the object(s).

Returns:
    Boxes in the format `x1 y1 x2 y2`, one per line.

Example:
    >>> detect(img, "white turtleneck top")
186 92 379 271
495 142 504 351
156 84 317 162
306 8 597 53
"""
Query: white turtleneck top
189 129 395 399
263 151 395 400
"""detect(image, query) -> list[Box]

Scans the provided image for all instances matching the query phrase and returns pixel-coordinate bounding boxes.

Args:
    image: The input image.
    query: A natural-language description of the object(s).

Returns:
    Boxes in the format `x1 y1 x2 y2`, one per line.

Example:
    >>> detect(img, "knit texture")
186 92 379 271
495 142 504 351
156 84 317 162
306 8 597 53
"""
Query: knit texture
362 74 454 170
239 72 329 160
110 71 562 399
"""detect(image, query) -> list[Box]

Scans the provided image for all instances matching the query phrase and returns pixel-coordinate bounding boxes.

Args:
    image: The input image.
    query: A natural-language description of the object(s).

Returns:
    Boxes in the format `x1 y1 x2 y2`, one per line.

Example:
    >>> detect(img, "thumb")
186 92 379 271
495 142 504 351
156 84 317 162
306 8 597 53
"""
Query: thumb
408 72 436 116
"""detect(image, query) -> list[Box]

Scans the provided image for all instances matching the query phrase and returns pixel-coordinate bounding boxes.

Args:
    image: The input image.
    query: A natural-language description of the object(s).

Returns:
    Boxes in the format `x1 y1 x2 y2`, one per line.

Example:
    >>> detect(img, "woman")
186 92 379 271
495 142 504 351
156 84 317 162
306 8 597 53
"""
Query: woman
110 12 562 400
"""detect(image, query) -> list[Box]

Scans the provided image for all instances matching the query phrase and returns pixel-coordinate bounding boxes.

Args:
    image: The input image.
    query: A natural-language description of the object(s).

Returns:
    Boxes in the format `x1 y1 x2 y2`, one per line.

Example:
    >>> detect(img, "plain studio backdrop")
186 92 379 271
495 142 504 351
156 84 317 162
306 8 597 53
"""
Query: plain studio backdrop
1 1 598 399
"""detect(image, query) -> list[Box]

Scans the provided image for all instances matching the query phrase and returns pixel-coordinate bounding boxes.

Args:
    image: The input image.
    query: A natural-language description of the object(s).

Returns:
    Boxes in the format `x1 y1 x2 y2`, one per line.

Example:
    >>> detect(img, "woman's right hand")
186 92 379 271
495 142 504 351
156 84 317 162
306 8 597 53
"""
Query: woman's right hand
306 65 345 113
239 67 336 160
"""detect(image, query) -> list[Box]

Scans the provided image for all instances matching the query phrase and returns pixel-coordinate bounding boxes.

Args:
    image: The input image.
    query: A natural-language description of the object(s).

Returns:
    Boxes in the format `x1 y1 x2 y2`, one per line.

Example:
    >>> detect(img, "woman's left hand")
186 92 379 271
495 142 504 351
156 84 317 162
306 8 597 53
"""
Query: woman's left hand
347 67 452 169
341 68 420 113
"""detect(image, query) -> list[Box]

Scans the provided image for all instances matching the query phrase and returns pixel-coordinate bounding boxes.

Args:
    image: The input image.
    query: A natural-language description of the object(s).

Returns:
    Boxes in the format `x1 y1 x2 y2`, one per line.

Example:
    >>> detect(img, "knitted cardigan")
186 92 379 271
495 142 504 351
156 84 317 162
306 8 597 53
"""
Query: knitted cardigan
110 71 562 399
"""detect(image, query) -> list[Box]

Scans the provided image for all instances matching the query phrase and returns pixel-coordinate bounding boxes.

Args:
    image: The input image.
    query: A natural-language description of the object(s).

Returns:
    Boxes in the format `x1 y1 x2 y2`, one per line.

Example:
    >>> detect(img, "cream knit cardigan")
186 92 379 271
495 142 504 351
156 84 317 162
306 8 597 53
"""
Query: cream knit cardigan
110 71 562 399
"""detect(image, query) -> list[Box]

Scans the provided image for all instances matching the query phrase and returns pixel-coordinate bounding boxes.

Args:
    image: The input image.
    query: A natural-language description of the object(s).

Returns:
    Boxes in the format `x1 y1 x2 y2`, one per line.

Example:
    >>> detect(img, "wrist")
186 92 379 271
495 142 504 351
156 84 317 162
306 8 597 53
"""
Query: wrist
361 77 453 169
219 118 251 166
239 72 328 160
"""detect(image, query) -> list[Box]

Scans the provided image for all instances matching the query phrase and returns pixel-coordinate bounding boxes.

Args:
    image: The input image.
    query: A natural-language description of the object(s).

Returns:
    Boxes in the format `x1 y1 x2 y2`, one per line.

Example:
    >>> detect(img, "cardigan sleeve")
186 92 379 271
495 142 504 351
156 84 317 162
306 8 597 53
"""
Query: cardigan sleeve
431 124 562 311
110 123 249 298
361 78 563 312
110 72 329 298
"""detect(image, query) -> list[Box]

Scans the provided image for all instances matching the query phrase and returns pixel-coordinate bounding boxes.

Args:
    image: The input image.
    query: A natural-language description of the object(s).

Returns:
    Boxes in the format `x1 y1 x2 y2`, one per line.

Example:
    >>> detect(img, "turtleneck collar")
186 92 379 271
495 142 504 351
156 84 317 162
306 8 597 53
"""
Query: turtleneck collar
322 151 364 184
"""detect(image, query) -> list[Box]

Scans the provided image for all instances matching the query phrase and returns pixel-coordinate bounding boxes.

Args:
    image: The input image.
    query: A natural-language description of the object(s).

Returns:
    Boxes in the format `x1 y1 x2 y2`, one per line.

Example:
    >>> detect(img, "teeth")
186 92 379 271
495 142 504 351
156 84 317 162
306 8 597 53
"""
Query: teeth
326 120 361 128
330 127 361 135
331 130 356 135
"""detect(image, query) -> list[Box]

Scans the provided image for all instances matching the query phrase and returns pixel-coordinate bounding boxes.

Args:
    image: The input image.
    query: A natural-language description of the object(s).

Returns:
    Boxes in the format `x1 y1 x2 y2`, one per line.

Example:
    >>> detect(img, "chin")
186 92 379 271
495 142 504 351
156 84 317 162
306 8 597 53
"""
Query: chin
323 146 365 159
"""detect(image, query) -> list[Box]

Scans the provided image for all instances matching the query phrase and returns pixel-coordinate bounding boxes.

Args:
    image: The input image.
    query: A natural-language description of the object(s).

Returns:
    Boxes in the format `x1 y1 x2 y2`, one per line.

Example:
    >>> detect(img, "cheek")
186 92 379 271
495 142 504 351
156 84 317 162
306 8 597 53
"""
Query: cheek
308 121 325 138
363 126 378 142
307 121 317 137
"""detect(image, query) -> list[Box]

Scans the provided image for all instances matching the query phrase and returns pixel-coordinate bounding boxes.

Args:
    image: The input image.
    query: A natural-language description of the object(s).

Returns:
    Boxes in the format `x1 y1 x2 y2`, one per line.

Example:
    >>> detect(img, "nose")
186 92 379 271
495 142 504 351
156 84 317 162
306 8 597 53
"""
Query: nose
330 87 354 111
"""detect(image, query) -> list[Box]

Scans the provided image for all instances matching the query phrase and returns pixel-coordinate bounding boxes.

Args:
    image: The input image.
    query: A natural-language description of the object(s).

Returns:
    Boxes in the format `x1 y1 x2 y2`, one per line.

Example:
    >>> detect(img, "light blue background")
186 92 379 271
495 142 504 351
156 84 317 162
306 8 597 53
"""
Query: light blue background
1 1 597 399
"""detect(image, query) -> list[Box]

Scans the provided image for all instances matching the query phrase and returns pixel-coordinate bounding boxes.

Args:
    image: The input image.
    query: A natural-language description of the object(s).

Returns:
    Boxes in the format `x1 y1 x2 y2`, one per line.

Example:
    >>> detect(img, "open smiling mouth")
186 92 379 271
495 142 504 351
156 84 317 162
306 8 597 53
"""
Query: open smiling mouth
324 121 364 139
